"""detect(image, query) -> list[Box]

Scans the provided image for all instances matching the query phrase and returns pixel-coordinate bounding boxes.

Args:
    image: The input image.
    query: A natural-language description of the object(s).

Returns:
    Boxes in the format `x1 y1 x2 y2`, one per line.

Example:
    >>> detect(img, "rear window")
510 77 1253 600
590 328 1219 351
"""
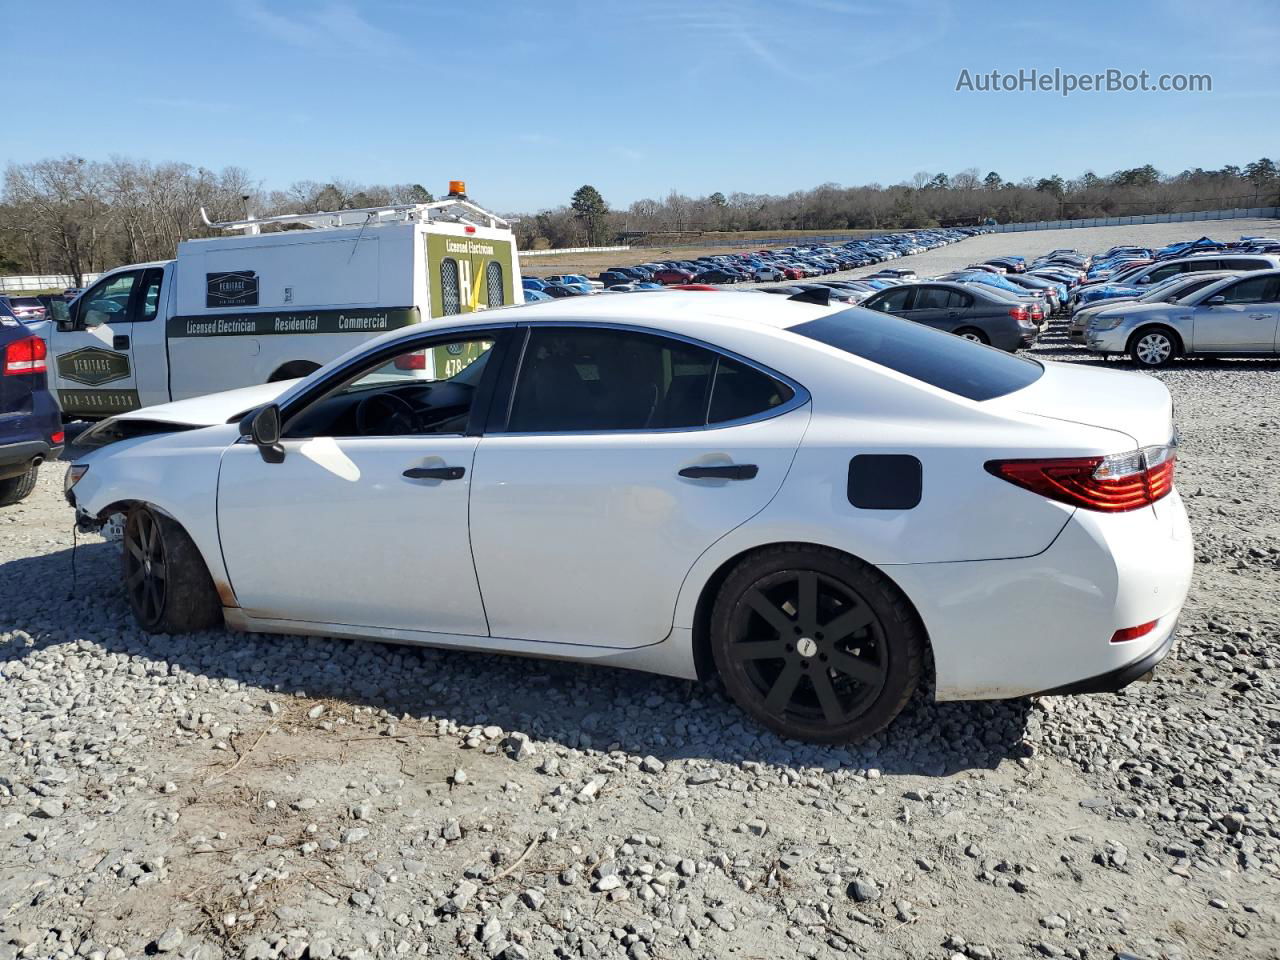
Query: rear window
790 308 1043 402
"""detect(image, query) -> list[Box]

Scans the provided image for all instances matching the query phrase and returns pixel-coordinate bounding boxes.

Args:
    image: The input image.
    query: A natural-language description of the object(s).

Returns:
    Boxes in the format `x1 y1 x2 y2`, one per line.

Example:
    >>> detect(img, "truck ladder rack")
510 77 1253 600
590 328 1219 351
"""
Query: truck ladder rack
200 197 510 234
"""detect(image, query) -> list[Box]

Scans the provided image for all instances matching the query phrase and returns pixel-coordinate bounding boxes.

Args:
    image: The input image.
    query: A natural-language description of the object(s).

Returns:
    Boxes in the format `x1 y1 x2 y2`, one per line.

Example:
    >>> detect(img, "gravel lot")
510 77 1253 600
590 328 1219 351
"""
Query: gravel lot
1 220 1278 960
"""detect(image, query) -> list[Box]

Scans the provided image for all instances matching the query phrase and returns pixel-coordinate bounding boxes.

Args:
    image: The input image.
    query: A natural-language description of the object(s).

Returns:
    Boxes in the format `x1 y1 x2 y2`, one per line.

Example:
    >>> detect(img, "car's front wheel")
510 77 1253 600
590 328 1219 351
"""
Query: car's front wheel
0 463 39 507
1129 326 1179 367
711 545 924 743
122 505 224 633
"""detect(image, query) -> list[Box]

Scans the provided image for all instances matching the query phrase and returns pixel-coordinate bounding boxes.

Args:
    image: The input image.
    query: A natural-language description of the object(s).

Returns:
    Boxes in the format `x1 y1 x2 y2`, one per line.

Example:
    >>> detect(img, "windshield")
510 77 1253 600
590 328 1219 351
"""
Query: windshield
790 308 1043 402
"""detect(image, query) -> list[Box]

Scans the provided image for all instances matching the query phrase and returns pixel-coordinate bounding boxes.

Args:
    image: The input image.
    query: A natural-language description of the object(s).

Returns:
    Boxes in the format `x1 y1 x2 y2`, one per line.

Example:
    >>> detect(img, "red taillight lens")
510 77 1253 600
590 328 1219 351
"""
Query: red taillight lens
1111 620 1158 644
394 351 427 370
986 444 1177 513
1009 306 1029 323
50 431 65 445
3 335 47 375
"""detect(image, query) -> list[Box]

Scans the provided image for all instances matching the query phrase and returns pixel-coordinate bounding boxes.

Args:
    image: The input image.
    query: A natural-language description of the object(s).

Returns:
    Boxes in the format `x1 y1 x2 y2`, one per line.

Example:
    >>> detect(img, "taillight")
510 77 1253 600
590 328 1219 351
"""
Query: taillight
50 431 65 445
394 351 427 370
1009 306 1029 323
3 335 47 375
986 443 1177 512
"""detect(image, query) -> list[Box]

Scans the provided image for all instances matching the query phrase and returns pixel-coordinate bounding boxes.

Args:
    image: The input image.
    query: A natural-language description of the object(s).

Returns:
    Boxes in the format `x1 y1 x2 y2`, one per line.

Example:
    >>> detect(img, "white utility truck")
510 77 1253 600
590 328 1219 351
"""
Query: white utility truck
46 185 521 418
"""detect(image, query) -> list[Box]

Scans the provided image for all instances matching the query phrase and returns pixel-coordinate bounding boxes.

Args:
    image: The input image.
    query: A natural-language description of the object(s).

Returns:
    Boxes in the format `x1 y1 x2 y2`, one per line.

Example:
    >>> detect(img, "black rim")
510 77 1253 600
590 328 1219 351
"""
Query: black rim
727 570 888 726
124 511 167 624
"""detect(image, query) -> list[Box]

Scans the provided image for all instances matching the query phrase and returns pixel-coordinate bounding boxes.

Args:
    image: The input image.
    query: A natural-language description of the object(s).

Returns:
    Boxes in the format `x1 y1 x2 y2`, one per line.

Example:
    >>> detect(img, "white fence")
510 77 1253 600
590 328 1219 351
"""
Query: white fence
991 207 1280 234
0 273 100 294
521 245 631 257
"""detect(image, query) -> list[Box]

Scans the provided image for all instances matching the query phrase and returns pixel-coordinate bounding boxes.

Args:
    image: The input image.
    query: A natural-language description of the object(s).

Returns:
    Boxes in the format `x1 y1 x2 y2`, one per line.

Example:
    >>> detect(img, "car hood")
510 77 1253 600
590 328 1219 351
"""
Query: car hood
108 380 299 427
989 360 1174 449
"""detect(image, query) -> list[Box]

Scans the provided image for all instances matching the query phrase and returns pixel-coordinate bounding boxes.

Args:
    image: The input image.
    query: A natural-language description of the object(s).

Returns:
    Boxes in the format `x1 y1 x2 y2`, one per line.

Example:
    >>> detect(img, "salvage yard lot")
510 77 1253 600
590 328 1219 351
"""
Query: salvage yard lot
1 220 1278 960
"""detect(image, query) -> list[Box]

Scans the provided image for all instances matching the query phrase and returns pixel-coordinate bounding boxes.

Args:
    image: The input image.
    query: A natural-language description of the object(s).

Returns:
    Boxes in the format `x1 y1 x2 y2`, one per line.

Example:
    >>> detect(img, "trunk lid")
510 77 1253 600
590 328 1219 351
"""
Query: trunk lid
988 360 1175 449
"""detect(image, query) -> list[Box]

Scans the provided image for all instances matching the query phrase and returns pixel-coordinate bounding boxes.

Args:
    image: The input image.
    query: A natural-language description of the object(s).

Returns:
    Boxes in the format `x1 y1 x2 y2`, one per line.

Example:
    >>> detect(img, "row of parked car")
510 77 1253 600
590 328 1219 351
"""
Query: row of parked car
1061 235 1280 365
520 227 990 300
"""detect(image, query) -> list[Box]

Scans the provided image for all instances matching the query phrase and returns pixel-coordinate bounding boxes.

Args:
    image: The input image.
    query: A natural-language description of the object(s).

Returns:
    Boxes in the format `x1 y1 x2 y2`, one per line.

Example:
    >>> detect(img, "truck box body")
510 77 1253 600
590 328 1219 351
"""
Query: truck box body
45 198 520 418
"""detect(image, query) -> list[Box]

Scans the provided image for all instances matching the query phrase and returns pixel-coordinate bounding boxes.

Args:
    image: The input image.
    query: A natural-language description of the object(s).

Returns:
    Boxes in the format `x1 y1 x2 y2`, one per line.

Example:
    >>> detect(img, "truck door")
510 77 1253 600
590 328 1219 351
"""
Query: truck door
51 270 152 417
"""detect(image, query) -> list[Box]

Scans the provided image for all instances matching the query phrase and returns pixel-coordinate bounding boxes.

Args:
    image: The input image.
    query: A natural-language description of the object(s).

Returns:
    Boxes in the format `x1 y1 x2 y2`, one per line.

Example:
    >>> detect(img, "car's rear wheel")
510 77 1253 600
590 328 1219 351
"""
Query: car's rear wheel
711 545 924 743
122 505 224 634
0 464 39 507
1129 326 1179 367
955 327 989 344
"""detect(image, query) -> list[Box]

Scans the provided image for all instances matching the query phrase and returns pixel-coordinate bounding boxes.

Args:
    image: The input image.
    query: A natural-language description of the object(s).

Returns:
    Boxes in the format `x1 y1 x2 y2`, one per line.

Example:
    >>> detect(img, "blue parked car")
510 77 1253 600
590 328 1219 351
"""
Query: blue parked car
522 289 552 302
522 277 548 292
1 309 63 505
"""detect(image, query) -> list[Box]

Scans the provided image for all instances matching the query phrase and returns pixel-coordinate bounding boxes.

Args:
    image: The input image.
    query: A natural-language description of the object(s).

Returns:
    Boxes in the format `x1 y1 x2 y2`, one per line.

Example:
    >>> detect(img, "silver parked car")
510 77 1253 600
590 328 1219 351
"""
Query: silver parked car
1068 272 1240 343
1085 269 1280 366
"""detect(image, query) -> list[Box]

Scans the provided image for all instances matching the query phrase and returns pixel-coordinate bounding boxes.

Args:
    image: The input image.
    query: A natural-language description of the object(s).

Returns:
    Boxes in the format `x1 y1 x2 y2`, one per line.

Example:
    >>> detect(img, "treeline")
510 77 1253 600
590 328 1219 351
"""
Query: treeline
2 154 1277 282
516 160 1280 249
0 156 435 284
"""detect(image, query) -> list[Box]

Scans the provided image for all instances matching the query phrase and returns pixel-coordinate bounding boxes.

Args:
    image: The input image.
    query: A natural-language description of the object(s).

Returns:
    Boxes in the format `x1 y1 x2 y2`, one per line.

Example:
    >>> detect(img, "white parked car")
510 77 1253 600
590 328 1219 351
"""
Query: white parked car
66 293 1192 743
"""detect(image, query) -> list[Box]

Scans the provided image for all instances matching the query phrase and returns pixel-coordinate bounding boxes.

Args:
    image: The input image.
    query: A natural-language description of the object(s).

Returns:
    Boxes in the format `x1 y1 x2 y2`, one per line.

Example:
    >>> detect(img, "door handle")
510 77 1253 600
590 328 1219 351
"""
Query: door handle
113 335 130 350
678 464 758 480
403 466 465 480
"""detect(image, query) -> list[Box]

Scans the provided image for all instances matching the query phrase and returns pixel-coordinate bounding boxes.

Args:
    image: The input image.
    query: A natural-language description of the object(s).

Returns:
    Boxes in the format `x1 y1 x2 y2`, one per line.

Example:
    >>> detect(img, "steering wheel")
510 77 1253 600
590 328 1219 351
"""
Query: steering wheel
355 393 423 436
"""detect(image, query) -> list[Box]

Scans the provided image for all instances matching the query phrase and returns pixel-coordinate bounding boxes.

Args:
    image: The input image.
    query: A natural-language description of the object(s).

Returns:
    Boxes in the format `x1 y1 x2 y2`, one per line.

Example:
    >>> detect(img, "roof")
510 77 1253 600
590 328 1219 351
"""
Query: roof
476 290 840 332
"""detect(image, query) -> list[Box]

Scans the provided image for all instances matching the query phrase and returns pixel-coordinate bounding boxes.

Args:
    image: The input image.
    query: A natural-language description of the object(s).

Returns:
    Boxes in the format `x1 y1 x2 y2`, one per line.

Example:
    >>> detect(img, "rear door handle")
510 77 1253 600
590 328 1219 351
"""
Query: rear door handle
678 464 758 480
113 335 130 350
403 466 466 480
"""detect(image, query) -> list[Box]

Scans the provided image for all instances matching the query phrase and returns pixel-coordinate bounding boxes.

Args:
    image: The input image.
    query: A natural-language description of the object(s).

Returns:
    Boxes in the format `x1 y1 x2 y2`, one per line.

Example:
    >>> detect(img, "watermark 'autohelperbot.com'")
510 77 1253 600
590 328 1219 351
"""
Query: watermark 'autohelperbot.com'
956 68 1212 97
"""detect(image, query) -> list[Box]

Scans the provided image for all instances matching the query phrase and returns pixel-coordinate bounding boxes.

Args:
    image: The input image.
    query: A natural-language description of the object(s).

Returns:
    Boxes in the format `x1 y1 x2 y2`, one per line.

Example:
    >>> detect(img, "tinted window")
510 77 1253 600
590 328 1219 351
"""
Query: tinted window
508 328 716 432
868 287 912 313
709 357 794 423
136 269 163 322
1216 275 1274 304
82 272 139 326
791 309 1043 402
1146 264 1184 283
913 287 952 310
1221 258 1268 271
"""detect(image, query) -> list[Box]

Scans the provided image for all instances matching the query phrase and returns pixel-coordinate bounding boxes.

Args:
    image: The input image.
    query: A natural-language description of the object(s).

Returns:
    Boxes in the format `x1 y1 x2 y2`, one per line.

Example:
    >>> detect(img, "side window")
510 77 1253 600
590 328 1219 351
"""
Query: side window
485 262 504 307
870 287 912 313
135 269 163 322
81 272 139 327
1220 259 1261 271
1215 275 1272 304
1146 265 1180 283
507 328 716 432
708 357 795 423
440 258 461 316
284 336 496 439
947 290 973 309
913 287 954 310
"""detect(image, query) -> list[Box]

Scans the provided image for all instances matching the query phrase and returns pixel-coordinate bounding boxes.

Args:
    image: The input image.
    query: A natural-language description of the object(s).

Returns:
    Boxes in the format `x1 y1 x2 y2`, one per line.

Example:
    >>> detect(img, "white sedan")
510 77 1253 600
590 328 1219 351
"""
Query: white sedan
66 292 1193 743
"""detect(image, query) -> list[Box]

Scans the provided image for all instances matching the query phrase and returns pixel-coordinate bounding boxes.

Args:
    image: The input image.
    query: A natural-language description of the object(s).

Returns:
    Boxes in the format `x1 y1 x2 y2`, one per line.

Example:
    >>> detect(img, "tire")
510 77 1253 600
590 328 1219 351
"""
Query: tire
122 505 224 634
0 464 38 507
954 327 989 345
1128 326 1179 367
710 545 925 743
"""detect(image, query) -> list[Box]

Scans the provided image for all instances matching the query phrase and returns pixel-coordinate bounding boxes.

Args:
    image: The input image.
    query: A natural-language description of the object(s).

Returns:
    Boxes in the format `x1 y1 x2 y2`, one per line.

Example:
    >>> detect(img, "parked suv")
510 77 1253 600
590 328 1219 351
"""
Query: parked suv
1 314 64 505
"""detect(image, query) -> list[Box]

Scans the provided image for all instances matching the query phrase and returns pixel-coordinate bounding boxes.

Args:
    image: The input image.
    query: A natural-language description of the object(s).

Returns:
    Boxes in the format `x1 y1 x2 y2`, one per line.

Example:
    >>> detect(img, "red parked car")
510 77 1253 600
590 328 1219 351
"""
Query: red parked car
651 268 695 285
781 266 807 281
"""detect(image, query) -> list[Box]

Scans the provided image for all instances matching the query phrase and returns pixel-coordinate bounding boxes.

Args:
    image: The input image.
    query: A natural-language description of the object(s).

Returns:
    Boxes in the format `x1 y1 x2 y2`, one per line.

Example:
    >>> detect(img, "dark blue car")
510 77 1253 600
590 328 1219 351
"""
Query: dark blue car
1 310 63 505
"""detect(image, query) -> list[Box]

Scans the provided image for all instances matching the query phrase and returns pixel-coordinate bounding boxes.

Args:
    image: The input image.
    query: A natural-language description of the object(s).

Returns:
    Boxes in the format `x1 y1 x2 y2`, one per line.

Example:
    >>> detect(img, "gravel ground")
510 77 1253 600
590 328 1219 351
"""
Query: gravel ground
1 220 1278 960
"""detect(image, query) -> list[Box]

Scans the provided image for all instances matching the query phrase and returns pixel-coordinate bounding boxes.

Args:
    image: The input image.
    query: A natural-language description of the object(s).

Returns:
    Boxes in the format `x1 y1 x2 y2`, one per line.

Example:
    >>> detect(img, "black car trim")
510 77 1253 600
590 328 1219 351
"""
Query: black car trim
1034 628 1176 696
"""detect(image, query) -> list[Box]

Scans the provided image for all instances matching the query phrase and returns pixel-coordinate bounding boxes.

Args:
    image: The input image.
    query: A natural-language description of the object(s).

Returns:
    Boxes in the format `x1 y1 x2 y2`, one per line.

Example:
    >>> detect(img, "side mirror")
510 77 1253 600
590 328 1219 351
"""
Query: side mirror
50 300 74 331
1137 276 1151 284
1206 295 1226 306
240 404 285 463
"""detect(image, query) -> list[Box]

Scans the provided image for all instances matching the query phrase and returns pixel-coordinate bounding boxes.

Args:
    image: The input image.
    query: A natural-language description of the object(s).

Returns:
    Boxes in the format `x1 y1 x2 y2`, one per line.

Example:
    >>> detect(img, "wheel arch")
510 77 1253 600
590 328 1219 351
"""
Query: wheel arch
685 540 931 683
108 499 240 609
267 360 322 383
1126 323 1184 357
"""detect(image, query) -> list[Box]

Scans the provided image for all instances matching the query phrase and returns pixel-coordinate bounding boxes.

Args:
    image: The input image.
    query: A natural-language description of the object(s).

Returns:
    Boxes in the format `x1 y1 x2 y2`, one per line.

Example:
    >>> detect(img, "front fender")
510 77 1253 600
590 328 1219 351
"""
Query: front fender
72 424 238 604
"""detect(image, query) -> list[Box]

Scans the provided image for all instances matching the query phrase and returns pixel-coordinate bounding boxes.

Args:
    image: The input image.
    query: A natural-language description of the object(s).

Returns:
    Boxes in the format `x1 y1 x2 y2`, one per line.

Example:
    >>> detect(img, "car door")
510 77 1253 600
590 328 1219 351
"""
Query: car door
1191 275 1280 352
468 324 811 649
50 270 145 417
863 286 914 316
901 285 953 330
216 328 512 634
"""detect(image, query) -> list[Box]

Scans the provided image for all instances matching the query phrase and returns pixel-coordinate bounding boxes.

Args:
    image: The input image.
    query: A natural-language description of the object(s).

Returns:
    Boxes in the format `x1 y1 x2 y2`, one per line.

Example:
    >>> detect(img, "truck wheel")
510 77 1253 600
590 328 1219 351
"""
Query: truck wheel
268 361 321 383
0 464 39 506
122 505 224 634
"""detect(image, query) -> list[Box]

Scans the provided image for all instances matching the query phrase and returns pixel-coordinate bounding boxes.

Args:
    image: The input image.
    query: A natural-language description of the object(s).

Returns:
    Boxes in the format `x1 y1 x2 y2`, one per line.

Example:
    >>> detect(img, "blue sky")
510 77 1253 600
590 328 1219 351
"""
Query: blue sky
4 0 1276 212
